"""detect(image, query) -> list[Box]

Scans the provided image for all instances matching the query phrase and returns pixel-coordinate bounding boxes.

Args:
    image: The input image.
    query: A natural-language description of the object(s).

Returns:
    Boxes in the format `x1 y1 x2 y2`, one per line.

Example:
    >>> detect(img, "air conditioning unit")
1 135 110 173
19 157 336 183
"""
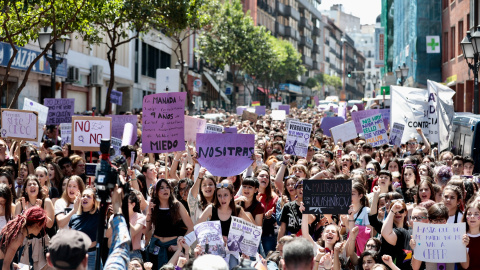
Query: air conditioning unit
90 65 103 86
67 66 79 82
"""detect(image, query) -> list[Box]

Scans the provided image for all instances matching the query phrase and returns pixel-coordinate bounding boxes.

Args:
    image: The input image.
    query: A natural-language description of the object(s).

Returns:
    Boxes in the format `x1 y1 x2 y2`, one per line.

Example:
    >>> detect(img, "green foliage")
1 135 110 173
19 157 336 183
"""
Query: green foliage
270 39 305 84
315 73 342 89
305 77 318 89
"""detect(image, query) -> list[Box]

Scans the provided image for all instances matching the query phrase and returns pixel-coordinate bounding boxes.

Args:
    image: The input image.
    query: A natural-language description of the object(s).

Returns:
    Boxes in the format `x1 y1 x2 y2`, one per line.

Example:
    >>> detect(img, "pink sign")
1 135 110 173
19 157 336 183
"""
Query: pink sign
107 115 138 145
184 116 206 142
142 92 186 153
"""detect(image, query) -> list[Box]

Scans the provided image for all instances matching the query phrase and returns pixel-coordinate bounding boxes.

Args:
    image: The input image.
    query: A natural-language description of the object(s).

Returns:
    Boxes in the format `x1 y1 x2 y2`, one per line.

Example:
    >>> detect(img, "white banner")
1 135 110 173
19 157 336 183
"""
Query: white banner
389 123 405 147
271 110 286 121
427 80 455 152
60 123 72 147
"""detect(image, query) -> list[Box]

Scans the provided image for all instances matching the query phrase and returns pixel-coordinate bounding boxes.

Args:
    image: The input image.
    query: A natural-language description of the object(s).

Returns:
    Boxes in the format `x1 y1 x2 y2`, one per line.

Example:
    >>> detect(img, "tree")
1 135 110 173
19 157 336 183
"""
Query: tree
315 73 342 91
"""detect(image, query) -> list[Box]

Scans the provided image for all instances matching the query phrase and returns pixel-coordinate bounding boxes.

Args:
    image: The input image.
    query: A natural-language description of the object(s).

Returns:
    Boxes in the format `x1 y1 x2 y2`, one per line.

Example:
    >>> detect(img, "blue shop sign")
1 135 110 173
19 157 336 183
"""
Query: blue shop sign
279 83 302 94
0 42 67 77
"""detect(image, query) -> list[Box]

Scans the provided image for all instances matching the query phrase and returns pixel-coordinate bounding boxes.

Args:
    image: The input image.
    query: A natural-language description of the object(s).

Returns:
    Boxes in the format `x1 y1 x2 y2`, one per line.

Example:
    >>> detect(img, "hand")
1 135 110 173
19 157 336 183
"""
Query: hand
381 255 394 266
409 236 416 250
299 201 305 213
416 127 423 135
372 186 381 197
320 252 333 269
235 196 247 204
21 197 27 211
111 185 123 214
351 226 359 237
177 256 187 268
265 208 274 219
347 204 355 220
36 199 42 206
144 262 153 270
148 202 156 214
339 215 348 227
42 186 49 198
390 202 403 213
194 244 204 257
199 167 207 178
463 234 470 247
334 242 344 254
73 192 81 213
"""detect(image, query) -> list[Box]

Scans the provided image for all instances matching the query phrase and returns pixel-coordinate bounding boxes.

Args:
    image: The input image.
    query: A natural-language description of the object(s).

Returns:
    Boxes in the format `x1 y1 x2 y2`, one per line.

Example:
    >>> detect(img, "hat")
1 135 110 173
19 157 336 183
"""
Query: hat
48 229 91 269
49 145 62 151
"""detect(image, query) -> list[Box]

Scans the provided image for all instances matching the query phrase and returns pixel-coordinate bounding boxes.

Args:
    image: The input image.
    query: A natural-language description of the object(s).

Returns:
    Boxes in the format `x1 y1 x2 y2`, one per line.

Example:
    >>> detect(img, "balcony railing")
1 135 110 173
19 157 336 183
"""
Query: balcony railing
300 36 314 48
275 22 285 36
276 1 285 15
299 17 313 30
285 5 300 21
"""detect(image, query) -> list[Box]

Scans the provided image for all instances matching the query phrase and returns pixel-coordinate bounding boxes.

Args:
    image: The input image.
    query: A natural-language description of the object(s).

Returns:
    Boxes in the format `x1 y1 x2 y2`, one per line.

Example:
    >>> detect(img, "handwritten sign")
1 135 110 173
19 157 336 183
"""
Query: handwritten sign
60 123 72 146
194 221 226 257
360 113 388 147
185 116 206 142
320 117 344 137
242 110 258 123
196 133 254 177
330 121 358 144
1 109 38 141
142 92 186 153
303 180 351 214
44 98 74 125
271 110 286 121
351 109 390 133
255 106 266 116
271 102 282 110
389 122 405 146
205 123 224 134
278 105 290 115
23 98 48 145
285 120 312 157
227 217 262 257
413 222 466 263
71 116 112 151
110 90 123 105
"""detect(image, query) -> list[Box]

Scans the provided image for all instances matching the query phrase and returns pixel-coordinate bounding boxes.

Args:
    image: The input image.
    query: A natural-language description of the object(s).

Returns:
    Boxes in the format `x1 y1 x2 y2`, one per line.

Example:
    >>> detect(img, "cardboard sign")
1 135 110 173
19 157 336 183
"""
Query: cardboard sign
320 117 344 137
107 115 138 145
330 121 358 144
360 113 388 147
351 109 390 134
44 98 75 125
156 69 180 93
142 92 186 153
242 110 258 123
184 116 206 142
60 123 72 146
271 102 282 110
271 110 286 121
196 133 254 177
23 98 48 145
413 222 466 263
1 109 38 141
338 102 347 120
285 120 312 157
278 105 290 115
255 106 266 116
389 122 405 146
71 116 112 151
303 180 352 214
194 221 226 257
110 90 123 105
227 217 262 257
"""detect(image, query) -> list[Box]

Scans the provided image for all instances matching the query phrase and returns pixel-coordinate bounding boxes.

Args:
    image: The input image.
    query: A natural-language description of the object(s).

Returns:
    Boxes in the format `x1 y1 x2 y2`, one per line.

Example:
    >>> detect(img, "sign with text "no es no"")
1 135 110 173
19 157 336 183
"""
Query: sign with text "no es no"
71 116 112 151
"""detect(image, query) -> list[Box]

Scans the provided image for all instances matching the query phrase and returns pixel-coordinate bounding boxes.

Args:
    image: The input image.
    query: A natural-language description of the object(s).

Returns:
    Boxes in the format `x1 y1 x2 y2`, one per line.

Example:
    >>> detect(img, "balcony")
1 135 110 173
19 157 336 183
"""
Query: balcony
313 61 320 70
325 57 330 63
275 22 285 36
312 44 320 54
300 36 314 49
285 26 300 41
299 17 313 30
312 26 321 37
276 1 285 15
285 5 300 21
325 39 329 46
302 55 313 68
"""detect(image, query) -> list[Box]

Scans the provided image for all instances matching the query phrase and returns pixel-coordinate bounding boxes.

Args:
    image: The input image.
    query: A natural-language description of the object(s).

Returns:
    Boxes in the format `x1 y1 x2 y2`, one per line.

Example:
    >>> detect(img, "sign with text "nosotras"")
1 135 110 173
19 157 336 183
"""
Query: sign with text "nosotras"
1 109 38 141
303 180 352 214
71 116 112 151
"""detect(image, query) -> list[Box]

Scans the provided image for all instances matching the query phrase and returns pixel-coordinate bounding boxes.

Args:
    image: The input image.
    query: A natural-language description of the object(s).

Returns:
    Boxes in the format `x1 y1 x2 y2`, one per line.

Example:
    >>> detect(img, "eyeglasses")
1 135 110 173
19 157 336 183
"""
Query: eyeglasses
407 142 416 145
366 168 375 171
411 216 427 221
365 244 377 249
216 183 230 189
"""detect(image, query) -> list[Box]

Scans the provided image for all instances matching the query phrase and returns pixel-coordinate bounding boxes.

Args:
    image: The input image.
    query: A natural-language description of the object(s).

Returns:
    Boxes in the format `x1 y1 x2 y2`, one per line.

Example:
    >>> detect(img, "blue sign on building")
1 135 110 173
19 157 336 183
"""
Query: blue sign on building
225 87 232 95
279 83 302 94
0 42 67 77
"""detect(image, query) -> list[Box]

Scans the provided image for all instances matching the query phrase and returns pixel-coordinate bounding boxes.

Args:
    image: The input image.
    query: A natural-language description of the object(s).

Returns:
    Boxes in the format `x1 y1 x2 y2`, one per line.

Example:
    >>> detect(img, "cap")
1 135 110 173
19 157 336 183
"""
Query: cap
49 145 62 151
48 229 91 269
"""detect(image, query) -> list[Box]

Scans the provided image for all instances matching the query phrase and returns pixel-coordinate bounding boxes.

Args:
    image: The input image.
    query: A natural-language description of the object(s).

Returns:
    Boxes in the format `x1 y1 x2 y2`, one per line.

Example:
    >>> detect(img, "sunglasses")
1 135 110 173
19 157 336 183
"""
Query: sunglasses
393 209 406 215
411 215 427 221
216 183 230 189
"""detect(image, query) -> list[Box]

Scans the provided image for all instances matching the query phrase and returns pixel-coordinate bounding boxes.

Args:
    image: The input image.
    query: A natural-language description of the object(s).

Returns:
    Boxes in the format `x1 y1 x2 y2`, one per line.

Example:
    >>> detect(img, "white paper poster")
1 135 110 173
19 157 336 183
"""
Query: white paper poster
271 110 286 121
71 116 112 151
1 109 38 141
389 123 405 146
60 123 72 147
110 137 122 160
156 69 180 93
285 120 312 157
23 98 48 146
204 123 224 134
330 121 358 144
271 102 282 110
227 217 262 257
194 221 226 257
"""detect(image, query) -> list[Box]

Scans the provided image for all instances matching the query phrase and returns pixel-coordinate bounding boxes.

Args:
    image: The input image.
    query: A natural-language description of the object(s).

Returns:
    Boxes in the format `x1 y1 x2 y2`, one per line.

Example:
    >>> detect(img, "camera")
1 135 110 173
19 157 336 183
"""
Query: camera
95 139 120 198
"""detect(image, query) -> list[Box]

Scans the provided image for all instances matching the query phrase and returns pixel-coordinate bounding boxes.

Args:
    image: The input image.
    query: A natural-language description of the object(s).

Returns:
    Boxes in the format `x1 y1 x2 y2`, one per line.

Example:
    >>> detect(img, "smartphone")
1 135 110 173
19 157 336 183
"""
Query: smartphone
337 149 342 157
85 163 97 177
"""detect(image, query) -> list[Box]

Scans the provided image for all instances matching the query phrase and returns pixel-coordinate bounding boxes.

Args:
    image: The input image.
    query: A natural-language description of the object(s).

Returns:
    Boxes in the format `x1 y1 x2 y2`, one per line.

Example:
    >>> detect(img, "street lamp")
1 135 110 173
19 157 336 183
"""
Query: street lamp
38 27 71 100
395 63 409 86
461 28 480 114
215 69 224 110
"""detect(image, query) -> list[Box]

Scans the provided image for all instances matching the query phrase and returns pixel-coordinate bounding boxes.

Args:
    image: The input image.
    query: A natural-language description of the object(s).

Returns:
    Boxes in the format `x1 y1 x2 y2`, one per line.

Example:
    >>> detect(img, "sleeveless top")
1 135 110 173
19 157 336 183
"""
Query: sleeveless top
153 204 187 237
211 205 241 236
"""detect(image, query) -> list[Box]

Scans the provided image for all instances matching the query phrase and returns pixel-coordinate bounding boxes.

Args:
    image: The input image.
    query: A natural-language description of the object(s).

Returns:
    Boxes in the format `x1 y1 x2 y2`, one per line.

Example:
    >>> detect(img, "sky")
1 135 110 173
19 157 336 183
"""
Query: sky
318 0 382 25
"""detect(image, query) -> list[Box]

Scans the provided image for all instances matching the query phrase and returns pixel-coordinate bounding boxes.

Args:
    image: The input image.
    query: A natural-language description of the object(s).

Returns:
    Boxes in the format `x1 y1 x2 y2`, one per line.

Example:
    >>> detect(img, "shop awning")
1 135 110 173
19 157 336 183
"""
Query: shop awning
204 72 231 104
257 87 269 94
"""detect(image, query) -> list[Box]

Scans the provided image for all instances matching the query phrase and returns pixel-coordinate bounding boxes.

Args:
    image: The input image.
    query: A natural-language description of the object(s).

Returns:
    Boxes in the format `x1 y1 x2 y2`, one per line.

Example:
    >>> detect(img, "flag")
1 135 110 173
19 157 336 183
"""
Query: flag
251 101 260 107
427 80 455 152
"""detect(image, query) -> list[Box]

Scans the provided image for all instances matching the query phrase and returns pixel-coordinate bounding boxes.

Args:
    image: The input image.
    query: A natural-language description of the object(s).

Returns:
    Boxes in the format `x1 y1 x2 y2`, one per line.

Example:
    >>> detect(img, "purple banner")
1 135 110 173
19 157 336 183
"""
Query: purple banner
320 117 345 137
255 106 266 116
142 92 186 153
279 105 290 115
44 98 74 125
224 126 237 134
351 109 390 133
107 115 138 145
196 133 254 177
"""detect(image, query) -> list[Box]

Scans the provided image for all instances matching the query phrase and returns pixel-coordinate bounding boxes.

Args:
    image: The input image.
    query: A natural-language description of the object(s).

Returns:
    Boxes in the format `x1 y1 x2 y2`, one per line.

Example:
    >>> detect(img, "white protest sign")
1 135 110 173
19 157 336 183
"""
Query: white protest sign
271 110 286 121
60 123 72 146
110 137 122 160
156 69 180 93
271 102 282 110
1 109 38 141
285 120 312 157
23 98 48 146
389 123 405 146
360 113 388 147
227 217 262 257
194 221 226 257
413 222 466 263
71 116 112 151
330 121 358 144
204 123 224 134
184 231 197 247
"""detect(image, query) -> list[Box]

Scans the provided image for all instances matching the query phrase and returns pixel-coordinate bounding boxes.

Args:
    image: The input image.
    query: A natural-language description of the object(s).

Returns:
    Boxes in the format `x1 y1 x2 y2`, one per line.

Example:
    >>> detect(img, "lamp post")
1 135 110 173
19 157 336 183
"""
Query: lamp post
38 27 71 100
215 69 224 110
395 63 409 86
461 28 480 114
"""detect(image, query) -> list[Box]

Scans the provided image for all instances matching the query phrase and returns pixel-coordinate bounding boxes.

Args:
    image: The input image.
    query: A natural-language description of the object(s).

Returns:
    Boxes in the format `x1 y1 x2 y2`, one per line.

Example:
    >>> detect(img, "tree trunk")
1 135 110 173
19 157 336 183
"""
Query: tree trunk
1 45 17 108
177 38 194 115
103 46 117 115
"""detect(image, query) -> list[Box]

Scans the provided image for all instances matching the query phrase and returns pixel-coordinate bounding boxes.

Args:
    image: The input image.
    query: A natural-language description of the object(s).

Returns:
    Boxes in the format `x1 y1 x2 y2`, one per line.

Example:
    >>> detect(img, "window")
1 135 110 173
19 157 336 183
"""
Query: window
467 14 470 31
141 42 171 78
450 26 455 60
443 32 449 63
458 21 464 56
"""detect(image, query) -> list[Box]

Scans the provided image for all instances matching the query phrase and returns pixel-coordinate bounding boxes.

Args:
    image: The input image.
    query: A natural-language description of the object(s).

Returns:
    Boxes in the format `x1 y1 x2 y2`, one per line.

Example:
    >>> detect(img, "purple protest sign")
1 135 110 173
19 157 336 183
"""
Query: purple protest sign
107 115 138 145
255 106 266 116
44 98 75 125
142 92 186 153
236 107 247 116
224 126 237 134
185 116 206 142
314 96 319 106
351 109 390 133
279 105 290 115
196 133 254 176
110 90 123 105
320 117 345 137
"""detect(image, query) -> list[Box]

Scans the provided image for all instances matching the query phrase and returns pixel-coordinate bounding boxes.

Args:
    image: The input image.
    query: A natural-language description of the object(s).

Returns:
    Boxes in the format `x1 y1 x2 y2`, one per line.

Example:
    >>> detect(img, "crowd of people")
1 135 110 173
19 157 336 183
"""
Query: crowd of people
0 106 477 270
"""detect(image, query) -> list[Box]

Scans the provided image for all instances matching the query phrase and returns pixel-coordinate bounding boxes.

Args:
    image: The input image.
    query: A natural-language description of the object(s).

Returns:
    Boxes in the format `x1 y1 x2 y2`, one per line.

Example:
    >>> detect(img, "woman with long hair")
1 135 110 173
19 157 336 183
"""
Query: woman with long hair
0 172 15 202
54 175 85 229
386 158 403 173
0 184 12 232
146 179 193 269
255 167 278 254
35 166 60 205
47 162 64 192
141 164 157 197
415 179 435 204
396 164 420 203
443 184 464 223
461 201 480 269
0 206 47 270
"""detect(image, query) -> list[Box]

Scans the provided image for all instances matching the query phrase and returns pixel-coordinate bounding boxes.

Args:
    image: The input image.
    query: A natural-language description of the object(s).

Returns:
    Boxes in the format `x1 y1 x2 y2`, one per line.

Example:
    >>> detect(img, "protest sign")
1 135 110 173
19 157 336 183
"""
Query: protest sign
271 102 282 110
303 180 352 214
314 96 319 106
196 133 254 177
320 117 344 137
389 123 405 146
255 106 266 116
110 90 123 105
184 231 197 247
60 123 72 146
71 116 112 151
242 110 257 123
23 98 49 146
351 109 390 133
330 121 358 143
236 106 247 116
227 217 262 257
338 102 347 120
325 111 334 117
428 80 455 151
107 115 138 145
278 105 290 115
413 222 466 263
194 221 226 257
224 126 237 134
156 69 180 93
271 110 286 121
184 116 206 142
44 98 75 125
1 109 38 141
246 107 255 113
142 92 186 153
205 123 224 134
285 120 312 157
360 114 388 147
110 137 122 160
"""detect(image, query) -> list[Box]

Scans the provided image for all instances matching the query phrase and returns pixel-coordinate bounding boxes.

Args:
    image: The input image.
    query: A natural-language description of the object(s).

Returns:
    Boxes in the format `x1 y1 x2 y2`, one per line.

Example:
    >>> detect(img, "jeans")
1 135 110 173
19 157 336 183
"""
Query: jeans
261 235 277 256
87 250 103 270
129 250 143 260
147 237 177 270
